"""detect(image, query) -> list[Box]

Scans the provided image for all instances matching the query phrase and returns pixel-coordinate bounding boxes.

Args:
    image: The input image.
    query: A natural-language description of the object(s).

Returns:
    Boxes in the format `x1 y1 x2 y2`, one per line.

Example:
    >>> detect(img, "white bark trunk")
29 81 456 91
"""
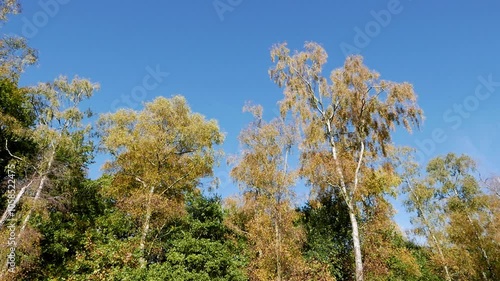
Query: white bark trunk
18 146 56 237
139 184 155 268
348 206 364 281
326 120 364 281
0 179 35 228
406 180 451 281
430 231 451 281
415 205 451 281
453 187 494 281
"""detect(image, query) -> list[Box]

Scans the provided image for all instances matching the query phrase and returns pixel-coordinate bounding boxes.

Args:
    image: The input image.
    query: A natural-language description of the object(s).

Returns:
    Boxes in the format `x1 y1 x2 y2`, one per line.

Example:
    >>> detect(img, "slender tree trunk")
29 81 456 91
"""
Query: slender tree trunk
418 212 451 281
18 175 48 236
139 184 155 268
450 187 494 280
18 146 56 237
415 205 451 281
350 142 365 281
0 179 34 228
326 121 364 281
429 231 452 281
406 180 452 281
2 149 55 277
466 213 492 281
347 205 364 281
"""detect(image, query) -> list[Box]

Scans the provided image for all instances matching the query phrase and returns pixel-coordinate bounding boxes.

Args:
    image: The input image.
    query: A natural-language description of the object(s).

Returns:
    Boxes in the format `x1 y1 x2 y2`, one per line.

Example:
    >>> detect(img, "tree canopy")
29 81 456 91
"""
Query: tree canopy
0 2 498 280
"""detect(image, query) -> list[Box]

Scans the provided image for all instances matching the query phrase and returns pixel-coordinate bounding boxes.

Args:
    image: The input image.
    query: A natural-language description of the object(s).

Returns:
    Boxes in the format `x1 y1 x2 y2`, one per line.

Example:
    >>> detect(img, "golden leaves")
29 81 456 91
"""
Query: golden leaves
0 0 19 22
270 41 423 161
98 95 224 227
230 104 321 280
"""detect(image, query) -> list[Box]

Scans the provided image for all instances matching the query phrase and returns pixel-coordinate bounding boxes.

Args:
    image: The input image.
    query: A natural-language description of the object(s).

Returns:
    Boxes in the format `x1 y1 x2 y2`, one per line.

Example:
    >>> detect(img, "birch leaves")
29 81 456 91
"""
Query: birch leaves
230 105 313 280
269 42 423 281
97 96 224 268
402 153 500 280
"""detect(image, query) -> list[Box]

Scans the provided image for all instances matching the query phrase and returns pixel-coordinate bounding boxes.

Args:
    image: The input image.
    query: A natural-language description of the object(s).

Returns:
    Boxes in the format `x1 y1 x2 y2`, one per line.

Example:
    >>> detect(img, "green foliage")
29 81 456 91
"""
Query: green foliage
12 177 107 280
0 78 37 174
66 192 247 281
405 243 445 281
97 95 225 268
138 194 247 281
0 14 490 280
0 36 37 80
300 190 354 281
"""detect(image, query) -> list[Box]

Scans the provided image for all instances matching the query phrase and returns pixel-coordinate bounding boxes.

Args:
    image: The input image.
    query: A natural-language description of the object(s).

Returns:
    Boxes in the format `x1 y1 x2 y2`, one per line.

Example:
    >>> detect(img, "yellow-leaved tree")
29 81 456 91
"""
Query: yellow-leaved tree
97 95 224 268
0 76 99 279
230 104 334 280
269 42 423 281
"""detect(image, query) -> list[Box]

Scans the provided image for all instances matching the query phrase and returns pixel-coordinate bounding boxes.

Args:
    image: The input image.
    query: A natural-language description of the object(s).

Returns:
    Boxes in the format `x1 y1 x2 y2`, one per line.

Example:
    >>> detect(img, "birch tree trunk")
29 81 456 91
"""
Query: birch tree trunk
428 229 451 281
406 180 451 281
0 179 34 228
139 184 155 268
348 206 363 281
453 187 494 281
327 121 364 281
18 145 56 237
269 42 422 281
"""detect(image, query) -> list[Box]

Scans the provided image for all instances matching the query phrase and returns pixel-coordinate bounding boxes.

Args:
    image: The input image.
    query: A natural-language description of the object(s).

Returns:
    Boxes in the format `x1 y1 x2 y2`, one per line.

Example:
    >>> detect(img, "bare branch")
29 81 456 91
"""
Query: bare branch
5 139 24 162
289 65 325 116
159 172 192 196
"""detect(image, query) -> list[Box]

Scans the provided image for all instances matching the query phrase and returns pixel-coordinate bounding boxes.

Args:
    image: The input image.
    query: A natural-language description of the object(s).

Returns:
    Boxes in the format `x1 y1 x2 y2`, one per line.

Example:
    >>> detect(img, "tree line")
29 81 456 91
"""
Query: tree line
0 2 499 280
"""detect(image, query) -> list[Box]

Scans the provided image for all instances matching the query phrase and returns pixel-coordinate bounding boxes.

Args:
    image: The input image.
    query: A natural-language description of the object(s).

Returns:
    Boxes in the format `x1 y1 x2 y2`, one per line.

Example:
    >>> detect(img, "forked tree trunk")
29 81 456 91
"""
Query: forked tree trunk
18 146 56 237
326 120 364 281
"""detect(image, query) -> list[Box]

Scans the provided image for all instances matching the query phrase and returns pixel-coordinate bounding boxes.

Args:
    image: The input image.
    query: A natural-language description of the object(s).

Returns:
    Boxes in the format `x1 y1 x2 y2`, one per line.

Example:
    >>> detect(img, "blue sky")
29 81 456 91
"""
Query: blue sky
2 1 500 230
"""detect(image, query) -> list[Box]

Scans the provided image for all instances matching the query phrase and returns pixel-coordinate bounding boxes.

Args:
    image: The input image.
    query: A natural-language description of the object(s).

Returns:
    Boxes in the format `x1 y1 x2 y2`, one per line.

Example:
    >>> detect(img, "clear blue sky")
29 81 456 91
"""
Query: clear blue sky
3 0 500 230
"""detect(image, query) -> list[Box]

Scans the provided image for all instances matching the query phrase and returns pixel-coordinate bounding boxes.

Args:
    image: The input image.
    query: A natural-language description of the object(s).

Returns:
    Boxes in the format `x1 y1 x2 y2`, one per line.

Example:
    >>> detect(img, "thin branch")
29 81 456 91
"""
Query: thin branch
135 177 147 187
174 149 195 155
159 172 191 196
289 65 325 115
5 139 24 162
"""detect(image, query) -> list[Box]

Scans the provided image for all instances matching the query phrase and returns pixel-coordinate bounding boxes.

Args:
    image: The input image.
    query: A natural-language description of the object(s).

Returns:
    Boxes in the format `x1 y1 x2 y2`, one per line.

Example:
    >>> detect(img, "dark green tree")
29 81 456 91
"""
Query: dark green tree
67 191 248 281
300 189 354 281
